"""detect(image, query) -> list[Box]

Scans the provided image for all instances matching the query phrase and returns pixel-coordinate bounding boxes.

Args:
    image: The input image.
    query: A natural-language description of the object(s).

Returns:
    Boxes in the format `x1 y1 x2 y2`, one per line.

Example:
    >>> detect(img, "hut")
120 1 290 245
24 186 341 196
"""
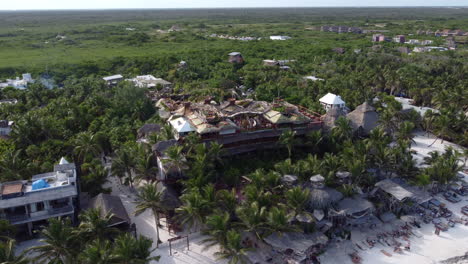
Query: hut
337 196 375 220
263 232 329 263
228 52 244 64
309 188 343 210
262 59 279 67
308 175 343 210
336 171 352 185
310 174 325 189
322 107 346 131
319 93 346 112
178 61 188 69
156 182 181 211
281 175 298 187
88 193 131 229
346 102 379 136
371 178 431 214
137 123 161 140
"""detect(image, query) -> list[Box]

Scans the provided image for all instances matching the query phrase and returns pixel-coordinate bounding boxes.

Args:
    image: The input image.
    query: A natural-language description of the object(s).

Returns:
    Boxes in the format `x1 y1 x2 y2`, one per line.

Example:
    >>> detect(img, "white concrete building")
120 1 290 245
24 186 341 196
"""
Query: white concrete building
0 158 78 236
319 93 346 112
0 74 34 90
270 36 292 40
103 74 124 86
304 76 325 81
0 120 13 137
169 116 196 139
127 75 172 89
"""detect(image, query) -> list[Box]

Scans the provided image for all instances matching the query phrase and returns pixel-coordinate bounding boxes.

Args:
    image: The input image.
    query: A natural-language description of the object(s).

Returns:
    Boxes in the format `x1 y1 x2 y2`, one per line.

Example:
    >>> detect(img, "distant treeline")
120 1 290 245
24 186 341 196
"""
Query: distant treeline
1 8 468 27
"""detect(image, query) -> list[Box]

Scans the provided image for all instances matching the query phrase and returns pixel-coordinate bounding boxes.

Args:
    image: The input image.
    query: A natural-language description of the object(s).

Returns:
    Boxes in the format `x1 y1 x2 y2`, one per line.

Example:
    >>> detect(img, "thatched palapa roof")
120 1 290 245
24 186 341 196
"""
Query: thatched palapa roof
346 102 379 135
322 107 346 131
157 182 181 210
138 124 161 139
308 187 343 209
89 194 131 227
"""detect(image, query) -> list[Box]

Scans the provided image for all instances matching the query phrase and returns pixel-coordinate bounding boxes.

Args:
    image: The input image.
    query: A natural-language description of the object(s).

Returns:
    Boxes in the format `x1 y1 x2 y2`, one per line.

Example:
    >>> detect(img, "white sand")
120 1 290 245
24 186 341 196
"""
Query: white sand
322 131 468 264
104 176 226 264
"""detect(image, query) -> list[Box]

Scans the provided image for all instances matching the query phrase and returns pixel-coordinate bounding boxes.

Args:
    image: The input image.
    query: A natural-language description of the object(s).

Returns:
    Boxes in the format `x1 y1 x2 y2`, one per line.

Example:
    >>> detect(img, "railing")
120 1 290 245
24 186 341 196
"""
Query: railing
5 214 29 223
48 205 73 215
1 205 74 224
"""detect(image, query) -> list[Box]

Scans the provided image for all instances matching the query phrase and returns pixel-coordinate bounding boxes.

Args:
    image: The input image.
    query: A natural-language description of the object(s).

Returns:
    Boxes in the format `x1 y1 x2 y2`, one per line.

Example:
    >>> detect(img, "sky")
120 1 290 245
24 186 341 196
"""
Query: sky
1 0 467 10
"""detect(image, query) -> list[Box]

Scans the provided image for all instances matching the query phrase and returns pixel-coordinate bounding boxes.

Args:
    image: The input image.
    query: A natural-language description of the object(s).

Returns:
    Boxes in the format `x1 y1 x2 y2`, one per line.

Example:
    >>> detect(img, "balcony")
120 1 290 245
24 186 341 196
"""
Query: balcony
1 205 74 225
48 205 73 215
5 214 29 223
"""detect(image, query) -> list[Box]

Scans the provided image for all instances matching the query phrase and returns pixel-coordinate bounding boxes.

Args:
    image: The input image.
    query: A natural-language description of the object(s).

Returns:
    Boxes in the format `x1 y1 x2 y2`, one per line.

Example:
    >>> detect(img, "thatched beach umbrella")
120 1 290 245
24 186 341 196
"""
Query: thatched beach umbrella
309 187 343 210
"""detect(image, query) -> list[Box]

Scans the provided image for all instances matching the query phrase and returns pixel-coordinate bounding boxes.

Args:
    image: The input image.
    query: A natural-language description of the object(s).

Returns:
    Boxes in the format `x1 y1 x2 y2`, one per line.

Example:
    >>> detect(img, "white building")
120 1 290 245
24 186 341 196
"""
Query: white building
127 75 172 89
319 93 346 112
169 116 195 140
270 36 292 40
0 120 13 137
0 74 34 90
0 99 18 105
304 76 325 82
103 74 124 86
0 158 78 236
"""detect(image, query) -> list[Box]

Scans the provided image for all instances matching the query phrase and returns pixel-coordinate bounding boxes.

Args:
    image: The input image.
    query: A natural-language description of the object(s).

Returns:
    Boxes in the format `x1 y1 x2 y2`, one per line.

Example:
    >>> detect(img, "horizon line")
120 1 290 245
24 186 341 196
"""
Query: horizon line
1 6 468 11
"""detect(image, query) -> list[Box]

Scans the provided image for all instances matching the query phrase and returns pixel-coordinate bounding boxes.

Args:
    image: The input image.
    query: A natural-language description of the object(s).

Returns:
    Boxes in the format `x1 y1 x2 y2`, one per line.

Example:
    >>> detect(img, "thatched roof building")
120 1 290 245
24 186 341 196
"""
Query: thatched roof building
322 107 346 131
308 187 343 210
88 193 131 227
137 124 161 139
156 182 181 210
346 102 379 135
337 196 375 219
264 232 329 262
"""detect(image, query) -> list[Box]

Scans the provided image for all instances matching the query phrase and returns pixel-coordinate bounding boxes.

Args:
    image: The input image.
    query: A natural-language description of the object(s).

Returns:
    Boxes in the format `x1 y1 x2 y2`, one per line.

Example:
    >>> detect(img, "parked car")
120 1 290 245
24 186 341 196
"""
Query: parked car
444 191 462 203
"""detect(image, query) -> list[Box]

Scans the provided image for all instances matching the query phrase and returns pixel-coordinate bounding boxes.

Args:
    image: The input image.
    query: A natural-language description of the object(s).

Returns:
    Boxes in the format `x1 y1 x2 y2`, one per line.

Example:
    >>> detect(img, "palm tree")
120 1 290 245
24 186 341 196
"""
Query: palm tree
279 129 297 158
306 130 323 153
214 230 252 264
285 187 312 221
163 145 186 178
135 148 158 183
73 132 101 164
79 240 116 264
235 202 268 240
0 239 29 264
76 208 120 241
176 189 211 231
266 206 297 235
395 121 416 146
134 183 166 248
331 116 353 143
215 189 238 217
0 220 16 238
202 212 231 248
0 149 30 181
429 114 452 146
208 142 225 168
112 233 160 264
28 218 77 264
111 146 135 188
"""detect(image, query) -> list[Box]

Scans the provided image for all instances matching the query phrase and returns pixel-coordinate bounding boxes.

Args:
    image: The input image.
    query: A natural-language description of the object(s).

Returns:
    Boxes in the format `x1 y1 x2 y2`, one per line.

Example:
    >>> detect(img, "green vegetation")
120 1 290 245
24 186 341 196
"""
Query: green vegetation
0 8 467 264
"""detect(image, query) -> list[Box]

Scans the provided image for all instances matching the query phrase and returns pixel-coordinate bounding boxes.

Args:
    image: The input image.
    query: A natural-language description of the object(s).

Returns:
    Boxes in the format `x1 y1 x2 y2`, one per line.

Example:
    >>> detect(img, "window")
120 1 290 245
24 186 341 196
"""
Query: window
36 202 45 211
